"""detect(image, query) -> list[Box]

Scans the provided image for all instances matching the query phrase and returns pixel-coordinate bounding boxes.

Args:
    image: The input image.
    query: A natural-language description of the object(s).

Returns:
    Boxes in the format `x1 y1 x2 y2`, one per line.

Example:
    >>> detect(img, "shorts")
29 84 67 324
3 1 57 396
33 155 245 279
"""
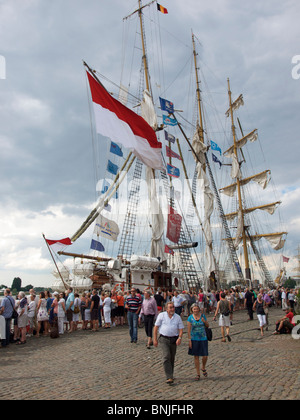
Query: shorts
117 306 124 317
66 309 73 323
219 315 230 327
91 309 99 321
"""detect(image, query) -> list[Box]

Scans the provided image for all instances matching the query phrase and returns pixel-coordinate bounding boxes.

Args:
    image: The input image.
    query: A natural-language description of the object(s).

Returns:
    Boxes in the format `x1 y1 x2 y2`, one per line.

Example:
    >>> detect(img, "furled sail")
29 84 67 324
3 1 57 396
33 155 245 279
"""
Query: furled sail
192 128 216 274
145 166 166 262
224 129 258 157
220 170 271 197
225 94 244 117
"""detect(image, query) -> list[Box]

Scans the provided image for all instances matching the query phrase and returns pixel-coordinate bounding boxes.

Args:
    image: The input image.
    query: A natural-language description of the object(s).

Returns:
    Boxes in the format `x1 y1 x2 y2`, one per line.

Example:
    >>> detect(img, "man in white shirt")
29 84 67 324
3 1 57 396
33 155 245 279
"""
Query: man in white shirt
281 289 287 310
172 290 185 316
153 302 184 385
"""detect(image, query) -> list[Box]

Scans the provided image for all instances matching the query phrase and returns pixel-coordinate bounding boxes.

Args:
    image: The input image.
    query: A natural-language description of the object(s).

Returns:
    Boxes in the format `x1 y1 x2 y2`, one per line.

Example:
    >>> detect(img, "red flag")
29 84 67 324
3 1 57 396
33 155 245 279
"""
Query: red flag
166 145 182 161
166 206 182 243
282 256 289 263
164 245 174 255
45 238 72 246
86 71 163 170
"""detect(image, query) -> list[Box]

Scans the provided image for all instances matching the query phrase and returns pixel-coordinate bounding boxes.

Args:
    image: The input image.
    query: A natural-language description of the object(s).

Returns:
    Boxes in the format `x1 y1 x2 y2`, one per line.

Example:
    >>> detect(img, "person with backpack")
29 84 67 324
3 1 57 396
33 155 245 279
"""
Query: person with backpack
0 289 15 347
213 292 232 342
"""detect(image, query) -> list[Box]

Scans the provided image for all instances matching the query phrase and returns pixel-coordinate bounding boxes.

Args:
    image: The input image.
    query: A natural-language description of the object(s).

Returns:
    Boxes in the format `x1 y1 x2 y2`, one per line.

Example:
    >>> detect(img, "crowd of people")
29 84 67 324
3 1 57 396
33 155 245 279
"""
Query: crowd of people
0 284 298 383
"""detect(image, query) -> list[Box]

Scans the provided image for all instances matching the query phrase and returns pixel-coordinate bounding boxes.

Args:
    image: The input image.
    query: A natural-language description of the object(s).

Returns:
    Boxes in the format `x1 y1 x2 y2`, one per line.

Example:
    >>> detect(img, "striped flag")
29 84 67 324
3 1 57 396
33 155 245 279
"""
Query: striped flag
86 71 163 170
157 3 168 14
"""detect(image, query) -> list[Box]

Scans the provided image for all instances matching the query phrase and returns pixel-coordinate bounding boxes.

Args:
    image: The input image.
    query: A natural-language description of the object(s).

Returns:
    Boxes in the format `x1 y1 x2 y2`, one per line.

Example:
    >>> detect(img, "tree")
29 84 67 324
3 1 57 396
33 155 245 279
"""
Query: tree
283 278 296 289
11 277 22 292
22 284 34 292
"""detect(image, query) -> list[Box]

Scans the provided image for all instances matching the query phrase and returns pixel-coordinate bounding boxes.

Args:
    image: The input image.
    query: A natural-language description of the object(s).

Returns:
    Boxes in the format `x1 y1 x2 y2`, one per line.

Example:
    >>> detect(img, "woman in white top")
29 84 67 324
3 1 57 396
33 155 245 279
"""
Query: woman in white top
57 293 66 335
103 293 112 329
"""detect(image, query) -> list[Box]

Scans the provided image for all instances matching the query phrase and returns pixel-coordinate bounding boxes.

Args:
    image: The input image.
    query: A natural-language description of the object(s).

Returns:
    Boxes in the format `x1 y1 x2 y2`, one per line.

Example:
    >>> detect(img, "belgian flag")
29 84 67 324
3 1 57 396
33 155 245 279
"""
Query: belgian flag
157 3 168 14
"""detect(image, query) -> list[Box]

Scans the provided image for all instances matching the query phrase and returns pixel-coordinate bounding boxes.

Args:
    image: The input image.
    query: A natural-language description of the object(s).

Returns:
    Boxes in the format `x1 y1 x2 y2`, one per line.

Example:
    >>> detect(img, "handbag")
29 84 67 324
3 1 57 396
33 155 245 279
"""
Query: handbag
205 327 213 341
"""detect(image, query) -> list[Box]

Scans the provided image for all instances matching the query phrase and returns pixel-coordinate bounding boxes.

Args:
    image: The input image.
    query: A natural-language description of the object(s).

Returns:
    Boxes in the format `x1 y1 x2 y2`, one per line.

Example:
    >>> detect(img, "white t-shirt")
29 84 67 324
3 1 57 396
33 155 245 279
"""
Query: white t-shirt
103 297 112 311
58 298 66 317
28 300 37 318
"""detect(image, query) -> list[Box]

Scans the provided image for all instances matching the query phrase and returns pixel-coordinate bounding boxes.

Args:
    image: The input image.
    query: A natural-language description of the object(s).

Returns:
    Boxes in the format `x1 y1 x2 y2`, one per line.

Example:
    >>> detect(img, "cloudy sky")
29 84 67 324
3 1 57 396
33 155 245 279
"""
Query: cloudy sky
0 0 299 288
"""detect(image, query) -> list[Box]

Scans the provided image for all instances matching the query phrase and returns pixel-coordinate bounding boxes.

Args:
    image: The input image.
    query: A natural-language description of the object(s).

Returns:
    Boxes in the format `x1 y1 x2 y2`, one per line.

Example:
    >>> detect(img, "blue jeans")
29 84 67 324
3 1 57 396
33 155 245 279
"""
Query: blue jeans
127 311 138 342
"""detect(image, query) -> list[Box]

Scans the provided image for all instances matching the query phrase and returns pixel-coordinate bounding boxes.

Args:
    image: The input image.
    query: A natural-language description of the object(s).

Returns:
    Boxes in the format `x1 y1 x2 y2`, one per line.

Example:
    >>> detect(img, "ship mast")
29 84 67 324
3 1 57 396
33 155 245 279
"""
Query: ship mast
227 78 251 281
192 33 205 147
192 33 215 284
138 0 151 92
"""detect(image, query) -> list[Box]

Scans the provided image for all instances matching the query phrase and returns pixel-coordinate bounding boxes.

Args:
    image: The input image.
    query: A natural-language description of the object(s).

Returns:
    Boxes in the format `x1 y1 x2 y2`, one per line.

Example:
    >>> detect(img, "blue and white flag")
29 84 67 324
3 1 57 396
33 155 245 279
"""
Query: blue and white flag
163 114 177 127
164 130 175 144
212 153 222 168
210 141 222 155
100 180 118 199
90 239 105 252
110 141 123 157
167 163 180 178
159 97 174 114
107 160 119 175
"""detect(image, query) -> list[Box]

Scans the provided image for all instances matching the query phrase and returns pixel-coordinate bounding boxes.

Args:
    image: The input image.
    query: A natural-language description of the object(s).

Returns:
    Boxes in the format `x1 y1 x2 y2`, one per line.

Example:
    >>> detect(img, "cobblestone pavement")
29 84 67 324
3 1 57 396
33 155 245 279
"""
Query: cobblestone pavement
0 307 299 401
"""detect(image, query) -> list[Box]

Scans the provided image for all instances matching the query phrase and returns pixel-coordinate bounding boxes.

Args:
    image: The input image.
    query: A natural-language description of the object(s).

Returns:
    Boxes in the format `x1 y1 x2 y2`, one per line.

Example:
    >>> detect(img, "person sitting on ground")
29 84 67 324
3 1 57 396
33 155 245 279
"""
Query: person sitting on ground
273 309 295 335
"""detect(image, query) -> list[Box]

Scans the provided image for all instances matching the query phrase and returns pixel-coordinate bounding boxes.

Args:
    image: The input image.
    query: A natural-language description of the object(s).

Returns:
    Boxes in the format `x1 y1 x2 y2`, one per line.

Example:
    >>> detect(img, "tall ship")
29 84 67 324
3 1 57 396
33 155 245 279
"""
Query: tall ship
45 1 287 292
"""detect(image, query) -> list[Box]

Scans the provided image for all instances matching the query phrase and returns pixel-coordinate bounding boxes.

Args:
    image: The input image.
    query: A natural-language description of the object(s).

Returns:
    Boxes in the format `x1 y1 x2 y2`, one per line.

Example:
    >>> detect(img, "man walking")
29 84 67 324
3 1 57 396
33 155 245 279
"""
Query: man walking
125 288 142 343
172 290 185 316
153 302 184 385
244 288 254 321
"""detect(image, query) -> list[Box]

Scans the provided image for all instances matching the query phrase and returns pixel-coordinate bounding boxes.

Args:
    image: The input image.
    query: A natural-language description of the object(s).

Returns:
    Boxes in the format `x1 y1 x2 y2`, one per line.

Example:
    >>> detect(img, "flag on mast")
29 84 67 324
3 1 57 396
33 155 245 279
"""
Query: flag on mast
45 237 72 253
86 70 163 170
282 256 290 263
157 3 168 14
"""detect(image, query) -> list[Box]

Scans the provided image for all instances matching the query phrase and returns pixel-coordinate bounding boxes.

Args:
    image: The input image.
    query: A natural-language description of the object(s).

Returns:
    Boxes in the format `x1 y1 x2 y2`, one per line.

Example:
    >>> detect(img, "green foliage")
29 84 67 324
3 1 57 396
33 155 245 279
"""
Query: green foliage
283 278 297 289
11 277 22 292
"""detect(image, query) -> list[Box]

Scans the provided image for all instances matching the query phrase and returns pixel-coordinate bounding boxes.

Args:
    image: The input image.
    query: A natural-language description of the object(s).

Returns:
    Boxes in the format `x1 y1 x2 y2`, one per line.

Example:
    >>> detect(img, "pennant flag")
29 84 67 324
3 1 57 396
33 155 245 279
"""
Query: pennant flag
210 140 222 155
163 114 177 127
86 71 163 170
107 160 119 175
91 239 105 252
167 163 180 178
94 215 120 242
282 256 290 263
166 145 182 161
164 245 174 255
167 206 182 244
159 97 174 114
157 3 168 14
212 153 222 168
110 141 123 157
164 130 175 144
